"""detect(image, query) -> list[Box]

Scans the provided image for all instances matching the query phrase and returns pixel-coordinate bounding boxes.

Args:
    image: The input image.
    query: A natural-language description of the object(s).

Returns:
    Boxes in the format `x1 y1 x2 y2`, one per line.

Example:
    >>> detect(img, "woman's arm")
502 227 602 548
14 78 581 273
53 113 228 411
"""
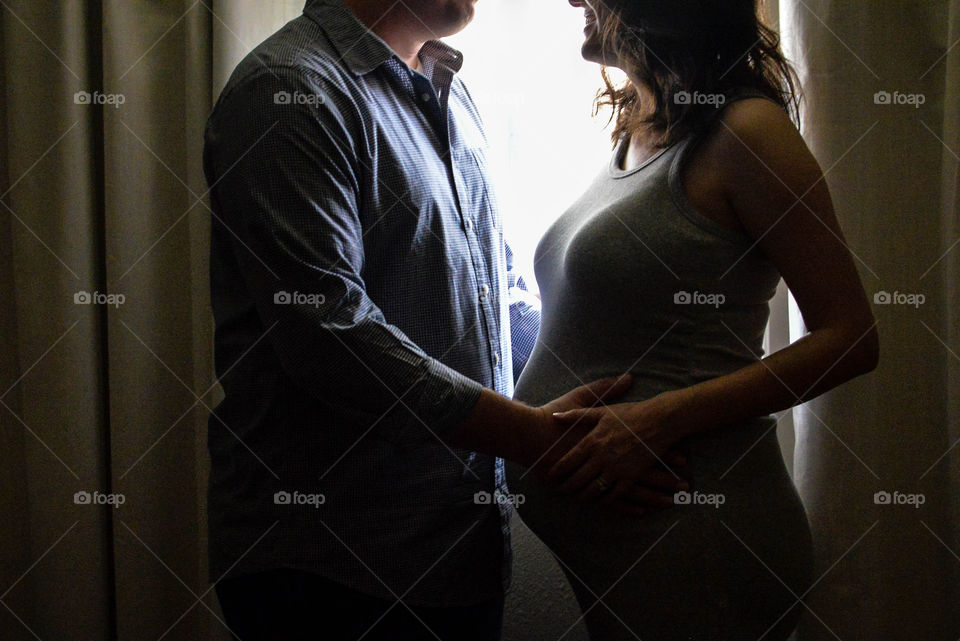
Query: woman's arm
661 98 879 432
548 99 879 501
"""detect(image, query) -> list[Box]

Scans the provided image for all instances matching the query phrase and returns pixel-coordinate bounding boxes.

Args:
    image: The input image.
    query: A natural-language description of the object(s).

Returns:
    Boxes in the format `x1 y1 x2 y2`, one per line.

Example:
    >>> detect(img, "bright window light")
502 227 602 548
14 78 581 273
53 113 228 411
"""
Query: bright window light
446 0 622 291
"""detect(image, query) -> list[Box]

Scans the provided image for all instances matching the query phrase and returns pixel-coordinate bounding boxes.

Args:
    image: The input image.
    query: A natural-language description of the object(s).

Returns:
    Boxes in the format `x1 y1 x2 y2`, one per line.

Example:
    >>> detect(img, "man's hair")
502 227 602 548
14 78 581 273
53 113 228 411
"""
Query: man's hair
593 0 802 147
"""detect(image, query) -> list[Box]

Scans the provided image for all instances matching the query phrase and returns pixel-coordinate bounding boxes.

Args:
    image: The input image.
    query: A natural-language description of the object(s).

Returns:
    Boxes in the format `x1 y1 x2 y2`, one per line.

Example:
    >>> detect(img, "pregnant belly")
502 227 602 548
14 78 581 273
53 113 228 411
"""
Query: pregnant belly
504 420 813 637
506 416 794 528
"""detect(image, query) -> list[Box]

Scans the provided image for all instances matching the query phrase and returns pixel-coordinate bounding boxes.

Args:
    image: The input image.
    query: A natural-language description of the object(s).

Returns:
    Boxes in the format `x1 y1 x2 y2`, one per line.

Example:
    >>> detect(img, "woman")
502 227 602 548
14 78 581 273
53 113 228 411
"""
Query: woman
505 0 880 638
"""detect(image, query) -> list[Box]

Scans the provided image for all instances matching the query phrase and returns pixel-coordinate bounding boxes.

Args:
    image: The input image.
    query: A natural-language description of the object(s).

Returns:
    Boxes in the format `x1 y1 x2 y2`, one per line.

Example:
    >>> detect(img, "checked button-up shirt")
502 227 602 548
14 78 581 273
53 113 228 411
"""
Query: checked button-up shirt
204 0 537 606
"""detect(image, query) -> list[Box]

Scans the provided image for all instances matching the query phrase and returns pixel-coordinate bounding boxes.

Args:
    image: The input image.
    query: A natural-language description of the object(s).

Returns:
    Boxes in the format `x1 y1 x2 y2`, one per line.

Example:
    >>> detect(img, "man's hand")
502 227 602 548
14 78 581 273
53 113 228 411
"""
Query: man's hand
541 374 634 415
447 376 690 515
446 376 632 468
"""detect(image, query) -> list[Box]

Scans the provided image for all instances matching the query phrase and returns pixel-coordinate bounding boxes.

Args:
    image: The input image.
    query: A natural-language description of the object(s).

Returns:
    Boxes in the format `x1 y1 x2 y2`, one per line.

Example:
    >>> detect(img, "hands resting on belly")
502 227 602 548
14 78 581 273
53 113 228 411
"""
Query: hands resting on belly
519 374 691 517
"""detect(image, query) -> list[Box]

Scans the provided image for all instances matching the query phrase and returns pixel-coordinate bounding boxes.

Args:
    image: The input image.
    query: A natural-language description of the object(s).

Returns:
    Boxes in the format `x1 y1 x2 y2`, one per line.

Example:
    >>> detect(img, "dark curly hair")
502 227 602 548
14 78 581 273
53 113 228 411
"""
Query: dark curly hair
592 0 802 147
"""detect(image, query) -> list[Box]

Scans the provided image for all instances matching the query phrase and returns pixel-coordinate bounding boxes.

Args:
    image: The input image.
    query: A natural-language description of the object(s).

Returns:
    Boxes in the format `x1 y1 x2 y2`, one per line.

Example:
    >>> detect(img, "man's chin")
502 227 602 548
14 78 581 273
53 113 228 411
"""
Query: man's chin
446 1 477 35
407 0 477 38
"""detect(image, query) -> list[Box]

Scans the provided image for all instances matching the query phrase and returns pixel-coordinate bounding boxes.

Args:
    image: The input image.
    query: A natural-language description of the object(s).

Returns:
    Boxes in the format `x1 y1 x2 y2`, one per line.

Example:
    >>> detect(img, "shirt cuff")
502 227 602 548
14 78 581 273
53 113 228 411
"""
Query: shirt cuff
407 358 484 441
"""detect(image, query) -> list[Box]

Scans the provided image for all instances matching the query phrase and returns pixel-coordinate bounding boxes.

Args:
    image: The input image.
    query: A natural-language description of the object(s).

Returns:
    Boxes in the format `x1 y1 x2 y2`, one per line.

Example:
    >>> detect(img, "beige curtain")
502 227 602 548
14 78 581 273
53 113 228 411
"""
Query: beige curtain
0 2 298 640
781 0 960 638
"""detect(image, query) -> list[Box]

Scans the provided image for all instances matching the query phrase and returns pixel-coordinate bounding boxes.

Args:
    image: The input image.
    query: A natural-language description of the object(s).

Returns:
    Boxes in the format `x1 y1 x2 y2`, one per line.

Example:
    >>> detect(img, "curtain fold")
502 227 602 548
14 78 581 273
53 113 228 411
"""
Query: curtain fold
783 0 960 638
102 2 212 638
937 0 960 626
1 2 299 640
2 2 113 639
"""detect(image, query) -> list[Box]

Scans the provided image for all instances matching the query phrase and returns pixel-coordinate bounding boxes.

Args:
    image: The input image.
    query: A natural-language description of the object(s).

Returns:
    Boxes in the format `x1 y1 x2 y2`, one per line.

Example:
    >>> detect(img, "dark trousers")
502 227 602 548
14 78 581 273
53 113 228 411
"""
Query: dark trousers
215 568 504 641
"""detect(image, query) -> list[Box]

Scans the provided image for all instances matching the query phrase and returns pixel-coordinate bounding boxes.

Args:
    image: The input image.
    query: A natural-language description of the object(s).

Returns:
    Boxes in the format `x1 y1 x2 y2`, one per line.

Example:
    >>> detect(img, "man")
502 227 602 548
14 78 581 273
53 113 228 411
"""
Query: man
203 1 681 638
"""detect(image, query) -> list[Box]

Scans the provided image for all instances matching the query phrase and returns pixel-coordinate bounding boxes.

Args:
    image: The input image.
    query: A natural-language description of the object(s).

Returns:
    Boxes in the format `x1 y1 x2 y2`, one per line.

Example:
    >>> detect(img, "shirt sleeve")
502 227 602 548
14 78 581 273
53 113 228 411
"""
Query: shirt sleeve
204 67 484 444
505 244 541 383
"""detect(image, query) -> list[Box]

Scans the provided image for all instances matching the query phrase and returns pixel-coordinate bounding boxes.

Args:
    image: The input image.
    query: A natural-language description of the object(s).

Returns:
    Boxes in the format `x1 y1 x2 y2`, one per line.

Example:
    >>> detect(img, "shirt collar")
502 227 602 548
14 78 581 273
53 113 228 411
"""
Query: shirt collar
419 40 465 78
304 0 464 77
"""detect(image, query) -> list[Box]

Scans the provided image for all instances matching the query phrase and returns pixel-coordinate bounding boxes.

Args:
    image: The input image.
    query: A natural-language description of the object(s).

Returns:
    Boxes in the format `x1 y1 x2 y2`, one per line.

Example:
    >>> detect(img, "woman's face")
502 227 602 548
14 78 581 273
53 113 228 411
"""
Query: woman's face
568 0 605 64
569 0 640 67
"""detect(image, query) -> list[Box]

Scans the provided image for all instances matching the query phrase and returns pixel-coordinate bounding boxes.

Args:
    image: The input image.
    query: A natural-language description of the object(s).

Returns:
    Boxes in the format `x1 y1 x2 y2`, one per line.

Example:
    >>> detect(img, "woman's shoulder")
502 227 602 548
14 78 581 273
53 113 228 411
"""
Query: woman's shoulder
701 92 804 170
681 88 795 156
676 89 813 229
717 87 791 125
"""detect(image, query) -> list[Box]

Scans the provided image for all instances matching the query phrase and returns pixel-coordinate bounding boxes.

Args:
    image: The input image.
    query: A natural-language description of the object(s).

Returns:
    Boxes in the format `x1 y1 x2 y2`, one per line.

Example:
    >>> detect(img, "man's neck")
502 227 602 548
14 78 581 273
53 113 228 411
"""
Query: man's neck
342 0 427 69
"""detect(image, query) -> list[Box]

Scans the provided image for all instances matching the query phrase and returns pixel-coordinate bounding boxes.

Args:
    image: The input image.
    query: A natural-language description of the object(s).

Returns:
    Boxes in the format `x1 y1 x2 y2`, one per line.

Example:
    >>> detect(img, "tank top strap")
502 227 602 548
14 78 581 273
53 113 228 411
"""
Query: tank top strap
690 87 786 140
720 86 782 105
668 87 786 193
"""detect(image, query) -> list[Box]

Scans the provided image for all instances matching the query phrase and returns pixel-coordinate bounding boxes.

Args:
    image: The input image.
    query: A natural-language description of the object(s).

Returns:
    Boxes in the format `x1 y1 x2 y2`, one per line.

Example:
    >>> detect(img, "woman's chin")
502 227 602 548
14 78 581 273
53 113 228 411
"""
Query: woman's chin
581 42 604 64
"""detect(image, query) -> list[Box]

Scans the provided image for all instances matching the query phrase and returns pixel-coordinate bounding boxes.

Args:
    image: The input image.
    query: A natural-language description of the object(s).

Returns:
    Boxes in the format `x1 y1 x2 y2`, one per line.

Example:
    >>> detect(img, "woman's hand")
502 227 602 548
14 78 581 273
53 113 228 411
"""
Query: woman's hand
514 380 690 514
532 404 691 515
546 394 686 505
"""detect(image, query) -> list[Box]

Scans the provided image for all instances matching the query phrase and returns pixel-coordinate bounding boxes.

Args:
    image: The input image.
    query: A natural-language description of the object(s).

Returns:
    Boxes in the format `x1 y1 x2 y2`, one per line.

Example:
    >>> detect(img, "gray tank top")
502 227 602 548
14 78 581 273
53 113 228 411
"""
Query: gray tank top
505 94 812 641
514 91 782 407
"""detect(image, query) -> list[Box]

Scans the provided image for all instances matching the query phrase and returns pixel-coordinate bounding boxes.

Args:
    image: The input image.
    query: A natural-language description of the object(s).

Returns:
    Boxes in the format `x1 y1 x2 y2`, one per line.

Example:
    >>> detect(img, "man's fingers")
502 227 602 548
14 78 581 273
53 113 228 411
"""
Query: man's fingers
551 408 593 426
589 374 633 406
551 410 602 443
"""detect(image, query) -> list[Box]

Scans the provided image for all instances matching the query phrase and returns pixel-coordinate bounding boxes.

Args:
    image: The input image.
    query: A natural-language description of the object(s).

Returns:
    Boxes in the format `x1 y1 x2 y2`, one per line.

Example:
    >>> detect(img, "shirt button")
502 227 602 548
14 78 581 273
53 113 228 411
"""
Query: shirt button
465 218 474 232
480 284 490 299
493 352 501 366
421 92 432 102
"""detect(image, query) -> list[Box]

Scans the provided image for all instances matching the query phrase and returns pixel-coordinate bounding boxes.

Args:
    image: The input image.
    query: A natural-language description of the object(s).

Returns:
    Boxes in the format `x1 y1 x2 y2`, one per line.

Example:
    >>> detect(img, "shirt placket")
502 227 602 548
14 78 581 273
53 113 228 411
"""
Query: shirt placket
406 57 514 591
